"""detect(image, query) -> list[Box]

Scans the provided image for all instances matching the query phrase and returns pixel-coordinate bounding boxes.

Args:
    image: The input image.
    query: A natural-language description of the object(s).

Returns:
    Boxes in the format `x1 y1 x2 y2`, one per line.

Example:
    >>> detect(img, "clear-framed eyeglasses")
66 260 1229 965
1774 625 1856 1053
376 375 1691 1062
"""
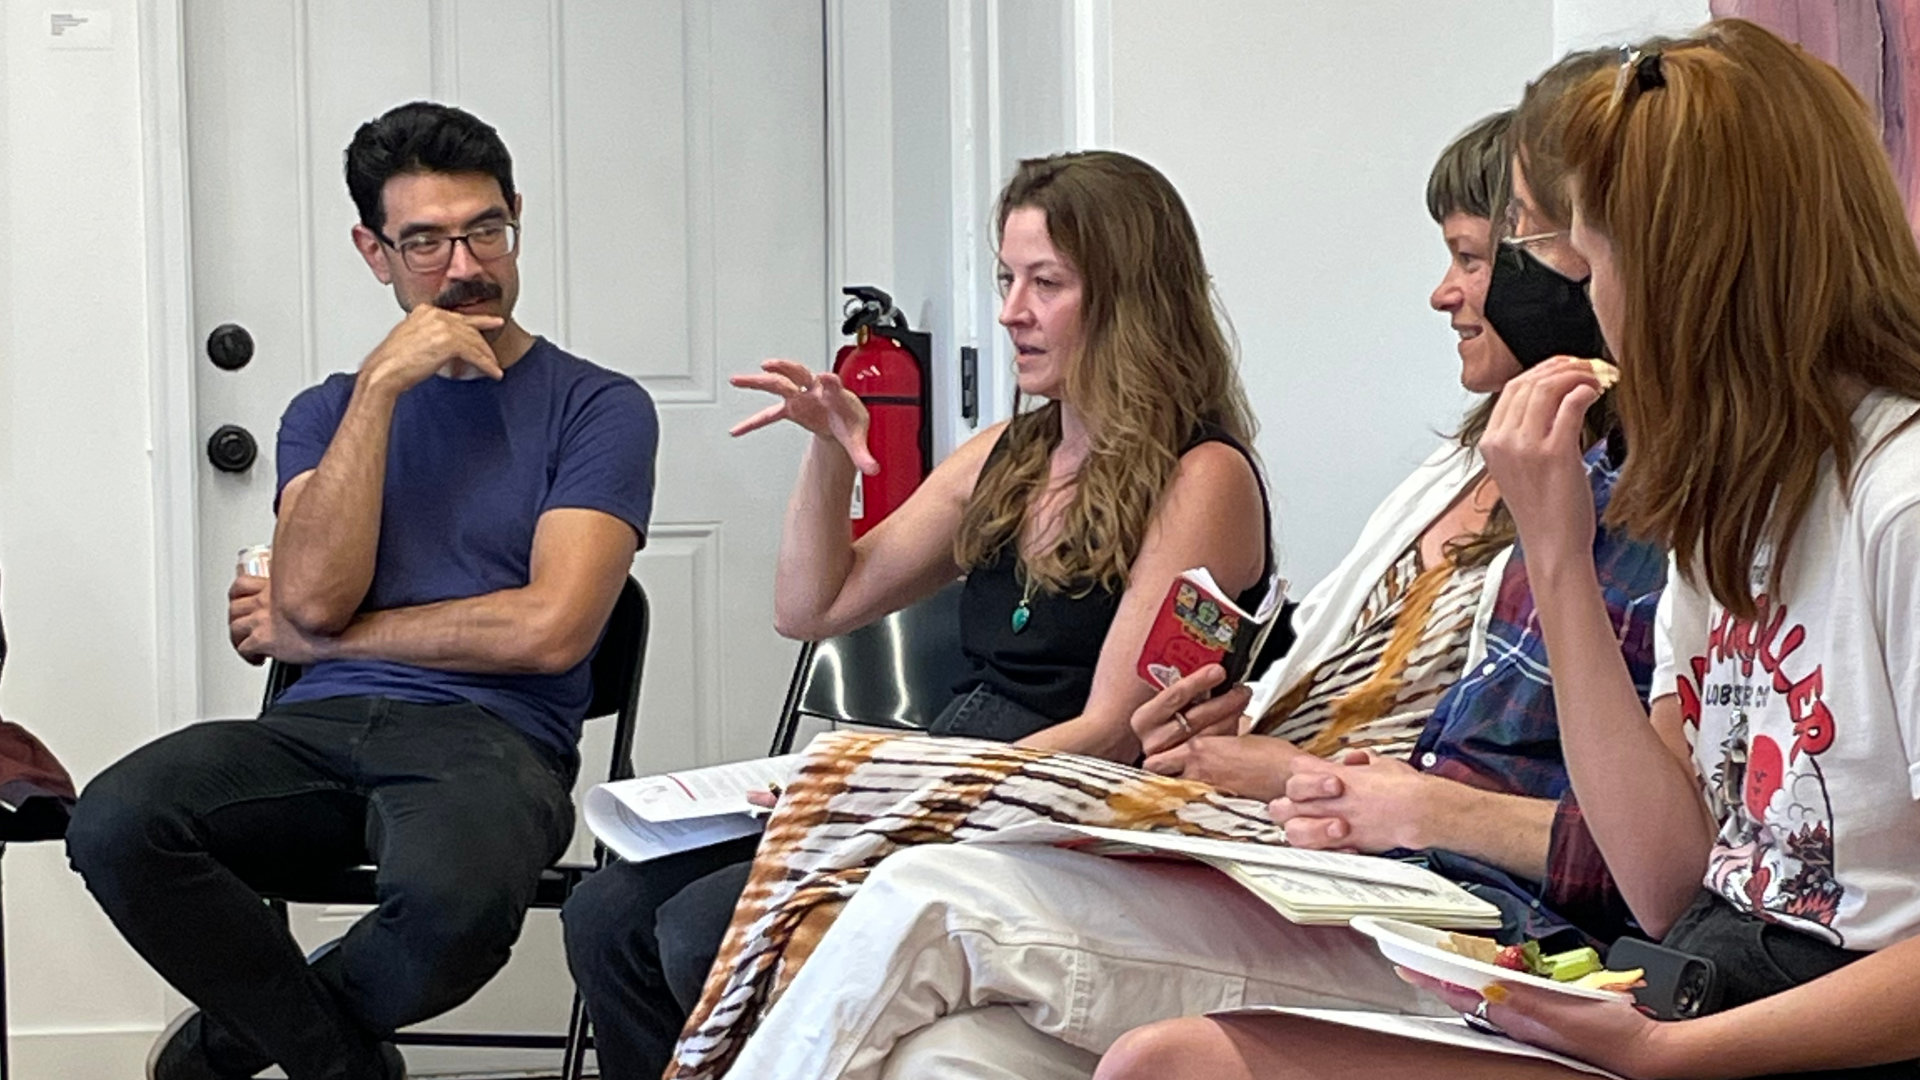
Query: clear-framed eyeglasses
1501 199 1566 250
1505 230 1567 256
378 221 521 274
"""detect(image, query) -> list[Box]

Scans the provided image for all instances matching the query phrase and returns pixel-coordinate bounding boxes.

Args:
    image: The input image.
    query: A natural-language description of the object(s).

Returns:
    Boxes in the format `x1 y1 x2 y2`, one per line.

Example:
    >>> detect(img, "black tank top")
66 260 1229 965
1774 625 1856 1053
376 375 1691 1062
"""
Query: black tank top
954 424 1275 722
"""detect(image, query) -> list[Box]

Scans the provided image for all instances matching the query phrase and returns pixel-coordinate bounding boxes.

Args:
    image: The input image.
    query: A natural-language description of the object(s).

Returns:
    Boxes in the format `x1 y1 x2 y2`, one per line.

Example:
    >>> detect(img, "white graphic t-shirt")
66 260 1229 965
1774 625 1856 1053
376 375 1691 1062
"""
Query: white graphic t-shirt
1652 390 1920 951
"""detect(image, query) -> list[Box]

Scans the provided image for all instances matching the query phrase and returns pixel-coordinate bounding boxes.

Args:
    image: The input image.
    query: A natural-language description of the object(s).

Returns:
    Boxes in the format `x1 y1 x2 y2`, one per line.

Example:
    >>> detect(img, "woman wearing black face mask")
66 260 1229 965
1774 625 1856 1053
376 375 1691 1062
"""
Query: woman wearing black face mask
1484 213 1609 369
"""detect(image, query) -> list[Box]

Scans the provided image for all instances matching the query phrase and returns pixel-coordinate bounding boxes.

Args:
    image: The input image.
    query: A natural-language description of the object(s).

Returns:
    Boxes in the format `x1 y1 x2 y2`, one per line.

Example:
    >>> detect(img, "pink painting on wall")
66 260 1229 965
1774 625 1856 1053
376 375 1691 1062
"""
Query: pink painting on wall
1710 0 1920 237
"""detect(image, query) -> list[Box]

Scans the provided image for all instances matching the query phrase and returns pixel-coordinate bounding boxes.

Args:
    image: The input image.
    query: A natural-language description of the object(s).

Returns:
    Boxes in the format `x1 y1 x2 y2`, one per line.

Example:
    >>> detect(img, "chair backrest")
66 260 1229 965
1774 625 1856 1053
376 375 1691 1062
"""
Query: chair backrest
260 575 649 784
588 576 648 783
769 578 968 754
1246 598 1299 684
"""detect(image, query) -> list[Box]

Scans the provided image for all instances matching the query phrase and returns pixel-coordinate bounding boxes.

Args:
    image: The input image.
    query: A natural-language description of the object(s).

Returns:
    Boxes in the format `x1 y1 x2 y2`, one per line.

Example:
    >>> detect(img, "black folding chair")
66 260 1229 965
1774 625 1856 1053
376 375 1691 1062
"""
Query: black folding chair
1248 598 1300 684
768 579 969 755
260 576 647 1080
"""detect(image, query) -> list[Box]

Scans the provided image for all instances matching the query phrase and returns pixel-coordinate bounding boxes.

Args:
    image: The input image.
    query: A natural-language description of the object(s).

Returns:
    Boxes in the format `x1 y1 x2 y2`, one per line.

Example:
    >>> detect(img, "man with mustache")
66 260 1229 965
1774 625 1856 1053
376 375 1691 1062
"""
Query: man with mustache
67 102 658 1080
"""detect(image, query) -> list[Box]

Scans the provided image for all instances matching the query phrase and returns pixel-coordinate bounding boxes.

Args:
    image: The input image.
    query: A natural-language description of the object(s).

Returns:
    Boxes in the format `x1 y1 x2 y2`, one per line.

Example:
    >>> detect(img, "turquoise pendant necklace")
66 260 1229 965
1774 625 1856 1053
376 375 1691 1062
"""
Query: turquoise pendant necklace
1012 563 1036 634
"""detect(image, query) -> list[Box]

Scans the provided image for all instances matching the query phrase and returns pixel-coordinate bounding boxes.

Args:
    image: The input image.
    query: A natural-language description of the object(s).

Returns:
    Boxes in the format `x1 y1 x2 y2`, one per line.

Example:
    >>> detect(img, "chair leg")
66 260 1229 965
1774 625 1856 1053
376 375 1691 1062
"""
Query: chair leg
1 843 10 1080
560 990 590 1080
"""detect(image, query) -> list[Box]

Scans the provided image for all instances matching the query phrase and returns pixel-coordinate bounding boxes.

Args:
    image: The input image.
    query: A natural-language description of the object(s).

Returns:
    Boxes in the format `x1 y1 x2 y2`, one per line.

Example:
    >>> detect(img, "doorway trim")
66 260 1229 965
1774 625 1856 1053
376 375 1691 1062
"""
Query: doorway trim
139 0 205 732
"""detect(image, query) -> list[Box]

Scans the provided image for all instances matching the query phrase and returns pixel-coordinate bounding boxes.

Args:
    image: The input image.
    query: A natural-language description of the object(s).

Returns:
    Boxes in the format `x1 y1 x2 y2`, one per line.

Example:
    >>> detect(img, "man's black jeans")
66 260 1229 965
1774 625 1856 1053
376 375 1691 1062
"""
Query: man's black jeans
67 696 575 1080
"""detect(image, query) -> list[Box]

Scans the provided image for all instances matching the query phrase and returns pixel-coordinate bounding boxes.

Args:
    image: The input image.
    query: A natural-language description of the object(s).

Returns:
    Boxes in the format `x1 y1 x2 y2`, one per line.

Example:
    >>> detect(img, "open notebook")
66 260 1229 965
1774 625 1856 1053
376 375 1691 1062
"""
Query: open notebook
970 821 1502 928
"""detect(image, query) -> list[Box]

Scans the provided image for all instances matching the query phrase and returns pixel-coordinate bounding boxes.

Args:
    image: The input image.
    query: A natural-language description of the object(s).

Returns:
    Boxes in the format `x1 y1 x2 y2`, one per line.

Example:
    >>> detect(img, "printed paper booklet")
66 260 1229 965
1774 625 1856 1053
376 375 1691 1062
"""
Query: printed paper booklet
970 821 1502 928
1217 1007 1624 1078
1136 567 1287 691
583 754 802 863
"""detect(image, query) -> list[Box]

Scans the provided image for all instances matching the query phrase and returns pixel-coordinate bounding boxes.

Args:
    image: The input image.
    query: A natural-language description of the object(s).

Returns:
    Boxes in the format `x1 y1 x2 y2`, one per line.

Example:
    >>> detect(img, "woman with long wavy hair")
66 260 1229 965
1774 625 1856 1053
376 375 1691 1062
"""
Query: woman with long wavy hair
1094 19 1920 1080
561 150 1275 1080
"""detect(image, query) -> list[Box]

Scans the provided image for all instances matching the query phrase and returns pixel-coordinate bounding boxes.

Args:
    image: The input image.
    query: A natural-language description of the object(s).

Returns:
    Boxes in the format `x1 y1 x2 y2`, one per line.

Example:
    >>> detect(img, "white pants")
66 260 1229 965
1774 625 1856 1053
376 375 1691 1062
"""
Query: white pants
721 843 1449 1080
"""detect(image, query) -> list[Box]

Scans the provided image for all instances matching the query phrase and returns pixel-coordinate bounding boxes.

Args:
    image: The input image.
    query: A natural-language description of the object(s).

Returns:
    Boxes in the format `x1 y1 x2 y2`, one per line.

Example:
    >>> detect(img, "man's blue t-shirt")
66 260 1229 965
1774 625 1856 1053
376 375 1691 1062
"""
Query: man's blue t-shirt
271 337 658 763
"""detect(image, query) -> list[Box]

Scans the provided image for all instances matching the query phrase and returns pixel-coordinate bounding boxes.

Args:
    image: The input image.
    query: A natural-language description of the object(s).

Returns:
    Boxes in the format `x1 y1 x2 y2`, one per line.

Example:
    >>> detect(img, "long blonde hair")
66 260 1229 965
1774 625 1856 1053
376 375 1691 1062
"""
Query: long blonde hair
1559 19 1920 617
954 151 1258 593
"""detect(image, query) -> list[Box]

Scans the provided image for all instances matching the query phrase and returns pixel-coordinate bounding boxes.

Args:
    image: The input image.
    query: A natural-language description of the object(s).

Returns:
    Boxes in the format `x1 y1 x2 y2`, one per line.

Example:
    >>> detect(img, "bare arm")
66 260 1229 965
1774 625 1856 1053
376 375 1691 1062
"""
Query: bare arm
274 306 503 634
322 508 637 674
731 358 1001 641
1531 567 1713 934
1421 784 1555 879
1272 751 1555 879
772 423 1001 641
1018 442 1269 761
238 508 637 675
1480 360 1714 936
271 401 389 635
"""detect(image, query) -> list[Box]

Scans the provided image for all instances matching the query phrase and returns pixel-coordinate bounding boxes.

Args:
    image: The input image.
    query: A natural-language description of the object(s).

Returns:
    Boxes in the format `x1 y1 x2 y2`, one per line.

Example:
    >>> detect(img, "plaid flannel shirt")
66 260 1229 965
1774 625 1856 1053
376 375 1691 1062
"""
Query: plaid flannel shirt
1405 439 1667 946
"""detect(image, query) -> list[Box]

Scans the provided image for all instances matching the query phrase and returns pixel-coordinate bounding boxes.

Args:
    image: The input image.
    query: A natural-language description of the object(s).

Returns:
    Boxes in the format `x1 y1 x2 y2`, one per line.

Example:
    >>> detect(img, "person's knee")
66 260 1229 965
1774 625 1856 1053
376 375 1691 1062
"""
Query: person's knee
881 1006 1100 1080
66 751 179 885
861 843 982 909
383 865 528 971
67 723 262 884
562 863 658 980
356 868 530 1028
1094 1019 1228 1080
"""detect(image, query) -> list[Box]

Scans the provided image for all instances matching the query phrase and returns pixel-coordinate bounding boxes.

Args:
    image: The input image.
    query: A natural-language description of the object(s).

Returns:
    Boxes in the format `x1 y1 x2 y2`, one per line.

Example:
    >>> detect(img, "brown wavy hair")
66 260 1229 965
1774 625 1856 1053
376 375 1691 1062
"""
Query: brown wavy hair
1557 18 1920 617
1502 45 1628 243
954 151 1258 593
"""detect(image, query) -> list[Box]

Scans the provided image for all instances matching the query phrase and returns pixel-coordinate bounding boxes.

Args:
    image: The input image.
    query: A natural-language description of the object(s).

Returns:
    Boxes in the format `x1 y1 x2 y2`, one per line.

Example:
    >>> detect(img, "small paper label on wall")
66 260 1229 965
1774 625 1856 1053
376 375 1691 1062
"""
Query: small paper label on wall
47 10 113 50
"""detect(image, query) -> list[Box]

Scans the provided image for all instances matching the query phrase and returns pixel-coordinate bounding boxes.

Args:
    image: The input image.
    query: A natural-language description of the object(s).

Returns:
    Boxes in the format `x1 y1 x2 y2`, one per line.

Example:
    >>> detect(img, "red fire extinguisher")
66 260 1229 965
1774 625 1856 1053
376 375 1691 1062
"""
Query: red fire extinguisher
833 285 932 538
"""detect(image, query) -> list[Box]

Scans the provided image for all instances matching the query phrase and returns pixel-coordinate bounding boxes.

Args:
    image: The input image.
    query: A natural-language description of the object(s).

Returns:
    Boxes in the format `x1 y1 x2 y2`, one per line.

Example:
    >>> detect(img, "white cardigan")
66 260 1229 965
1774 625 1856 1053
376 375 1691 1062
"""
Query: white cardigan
1247 441 1513 723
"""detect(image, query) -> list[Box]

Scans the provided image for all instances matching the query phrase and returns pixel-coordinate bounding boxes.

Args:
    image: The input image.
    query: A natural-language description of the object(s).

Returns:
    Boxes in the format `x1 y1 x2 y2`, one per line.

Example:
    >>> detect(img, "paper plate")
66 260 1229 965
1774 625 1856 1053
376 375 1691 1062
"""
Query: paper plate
1349 916 1628 1002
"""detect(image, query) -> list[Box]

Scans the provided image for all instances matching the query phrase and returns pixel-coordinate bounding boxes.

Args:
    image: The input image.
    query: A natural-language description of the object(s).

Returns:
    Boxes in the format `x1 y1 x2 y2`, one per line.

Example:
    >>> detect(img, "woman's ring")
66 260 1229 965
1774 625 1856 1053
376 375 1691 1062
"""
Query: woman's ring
1463 996 1502 1034
1173 711 1194 737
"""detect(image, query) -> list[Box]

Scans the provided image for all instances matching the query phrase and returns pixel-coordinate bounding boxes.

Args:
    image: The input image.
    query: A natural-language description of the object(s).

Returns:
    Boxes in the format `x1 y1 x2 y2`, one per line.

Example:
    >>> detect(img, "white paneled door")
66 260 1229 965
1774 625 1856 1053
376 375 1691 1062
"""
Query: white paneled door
182 0 824 1069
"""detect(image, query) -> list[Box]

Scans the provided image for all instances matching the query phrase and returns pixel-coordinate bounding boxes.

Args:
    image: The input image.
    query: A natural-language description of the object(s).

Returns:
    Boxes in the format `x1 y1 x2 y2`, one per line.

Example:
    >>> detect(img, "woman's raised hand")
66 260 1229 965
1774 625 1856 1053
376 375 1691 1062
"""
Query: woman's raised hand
730 358 880 475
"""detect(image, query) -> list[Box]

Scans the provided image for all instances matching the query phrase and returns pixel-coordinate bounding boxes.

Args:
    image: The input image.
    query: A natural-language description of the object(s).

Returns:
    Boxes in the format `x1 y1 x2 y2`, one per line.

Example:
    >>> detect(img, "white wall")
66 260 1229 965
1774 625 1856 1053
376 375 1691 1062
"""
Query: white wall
1556 0 1712 52
0 0 173 1075
1103 1 1555 586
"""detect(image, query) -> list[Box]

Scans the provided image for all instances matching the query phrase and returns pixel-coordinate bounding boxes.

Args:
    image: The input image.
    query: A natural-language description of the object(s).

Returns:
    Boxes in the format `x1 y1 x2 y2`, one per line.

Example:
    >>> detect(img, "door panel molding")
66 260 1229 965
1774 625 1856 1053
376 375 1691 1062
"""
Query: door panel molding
291 0 322 388
554 0 717 404
632 522 724 769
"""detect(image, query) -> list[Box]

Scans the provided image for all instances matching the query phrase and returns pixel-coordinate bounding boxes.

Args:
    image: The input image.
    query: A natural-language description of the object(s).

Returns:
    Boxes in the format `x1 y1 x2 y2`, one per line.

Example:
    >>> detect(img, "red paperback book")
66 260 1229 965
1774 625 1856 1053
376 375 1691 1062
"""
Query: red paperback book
1136 566 1286 691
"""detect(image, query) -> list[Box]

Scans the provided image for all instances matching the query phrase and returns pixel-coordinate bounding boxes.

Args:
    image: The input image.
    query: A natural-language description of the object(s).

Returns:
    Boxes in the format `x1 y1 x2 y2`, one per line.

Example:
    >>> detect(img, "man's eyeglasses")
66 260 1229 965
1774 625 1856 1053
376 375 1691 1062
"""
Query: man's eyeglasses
378 221 520 274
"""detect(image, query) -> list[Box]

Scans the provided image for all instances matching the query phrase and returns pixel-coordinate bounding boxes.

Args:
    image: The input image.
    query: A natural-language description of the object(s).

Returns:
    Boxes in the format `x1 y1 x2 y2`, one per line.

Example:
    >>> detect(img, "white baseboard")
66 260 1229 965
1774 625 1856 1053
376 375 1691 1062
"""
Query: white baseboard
10 1028 156 1080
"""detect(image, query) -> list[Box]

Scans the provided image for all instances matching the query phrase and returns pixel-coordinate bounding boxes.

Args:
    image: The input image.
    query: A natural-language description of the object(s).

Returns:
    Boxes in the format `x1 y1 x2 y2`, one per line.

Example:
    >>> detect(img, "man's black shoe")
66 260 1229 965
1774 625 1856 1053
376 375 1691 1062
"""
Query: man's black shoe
146 1009 244 1080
